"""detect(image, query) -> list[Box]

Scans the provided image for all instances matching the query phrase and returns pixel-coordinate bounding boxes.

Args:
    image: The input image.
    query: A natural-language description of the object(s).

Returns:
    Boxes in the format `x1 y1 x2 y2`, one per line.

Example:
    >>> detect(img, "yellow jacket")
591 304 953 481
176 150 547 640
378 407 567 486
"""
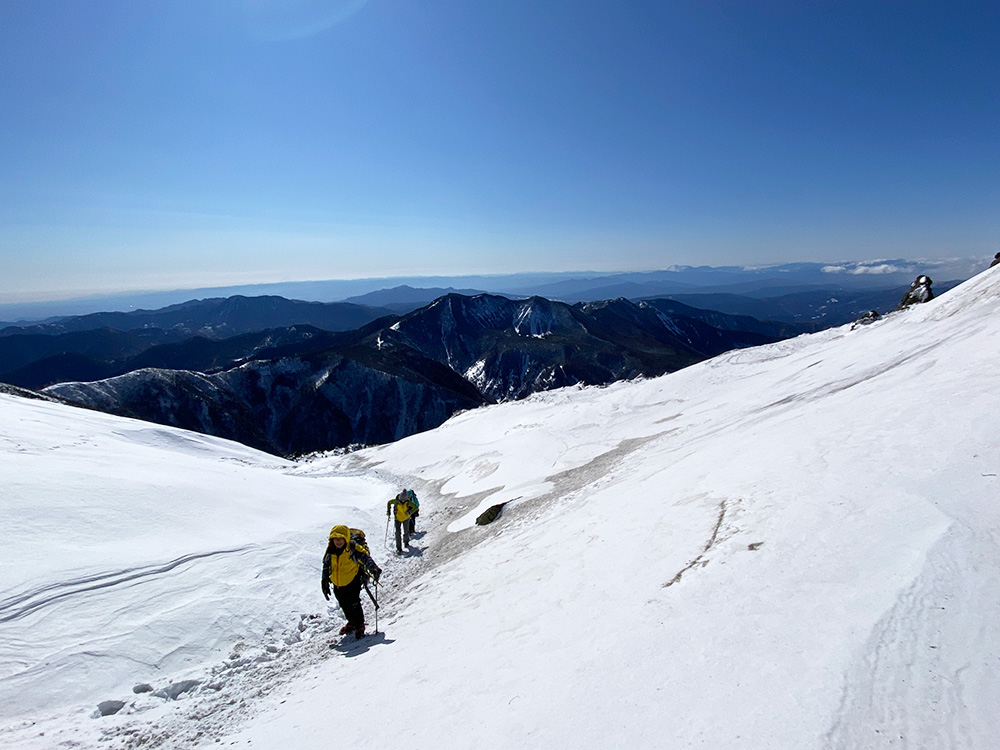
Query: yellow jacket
324 525 361 587
387 494 412 522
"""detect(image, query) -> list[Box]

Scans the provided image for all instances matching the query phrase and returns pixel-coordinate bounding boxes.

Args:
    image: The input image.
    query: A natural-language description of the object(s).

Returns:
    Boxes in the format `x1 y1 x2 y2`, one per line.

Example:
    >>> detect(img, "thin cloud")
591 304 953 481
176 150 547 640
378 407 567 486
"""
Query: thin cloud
240 0 370 41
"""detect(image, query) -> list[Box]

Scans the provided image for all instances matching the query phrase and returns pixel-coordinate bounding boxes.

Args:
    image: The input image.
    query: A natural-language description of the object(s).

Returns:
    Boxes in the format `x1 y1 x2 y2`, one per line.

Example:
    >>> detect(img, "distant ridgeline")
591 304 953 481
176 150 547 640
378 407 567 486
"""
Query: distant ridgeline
0 285 939 456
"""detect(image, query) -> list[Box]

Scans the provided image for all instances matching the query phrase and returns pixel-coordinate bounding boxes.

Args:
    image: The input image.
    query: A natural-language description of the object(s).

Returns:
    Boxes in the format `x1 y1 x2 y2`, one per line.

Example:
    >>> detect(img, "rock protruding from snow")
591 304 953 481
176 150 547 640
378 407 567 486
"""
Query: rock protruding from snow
152 680 202 701
95 700 125 717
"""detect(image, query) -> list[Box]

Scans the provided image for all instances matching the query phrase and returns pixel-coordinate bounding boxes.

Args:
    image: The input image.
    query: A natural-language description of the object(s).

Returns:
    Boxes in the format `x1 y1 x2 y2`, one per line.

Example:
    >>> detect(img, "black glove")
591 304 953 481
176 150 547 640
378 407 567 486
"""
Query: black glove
321 580 330 601
373 567 382 583
386 508 391 517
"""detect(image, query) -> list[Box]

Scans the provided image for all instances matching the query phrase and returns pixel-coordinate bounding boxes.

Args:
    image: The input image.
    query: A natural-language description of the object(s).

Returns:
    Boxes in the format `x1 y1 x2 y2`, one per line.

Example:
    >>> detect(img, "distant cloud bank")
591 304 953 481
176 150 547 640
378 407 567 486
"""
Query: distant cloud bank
820 257 987 277
822 263 909 275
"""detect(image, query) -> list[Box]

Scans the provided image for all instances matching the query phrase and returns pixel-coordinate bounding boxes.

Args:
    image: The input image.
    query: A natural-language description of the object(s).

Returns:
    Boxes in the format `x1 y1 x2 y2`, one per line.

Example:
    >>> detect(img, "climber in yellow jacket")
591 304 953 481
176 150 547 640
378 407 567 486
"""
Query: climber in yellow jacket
387 490 416 555
321 525 382 639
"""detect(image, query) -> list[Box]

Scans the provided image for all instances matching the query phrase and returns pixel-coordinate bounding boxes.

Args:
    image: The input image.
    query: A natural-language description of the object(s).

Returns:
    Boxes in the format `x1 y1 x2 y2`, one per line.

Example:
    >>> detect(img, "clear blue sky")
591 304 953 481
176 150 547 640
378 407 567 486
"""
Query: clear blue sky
1 0 997 302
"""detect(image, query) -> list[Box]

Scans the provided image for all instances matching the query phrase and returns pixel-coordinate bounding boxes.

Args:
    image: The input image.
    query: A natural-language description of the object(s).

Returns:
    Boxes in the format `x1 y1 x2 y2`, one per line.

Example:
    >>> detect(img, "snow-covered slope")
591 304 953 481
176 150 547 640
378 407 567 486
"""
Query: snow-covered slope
0 402 396 737
2 267 999 749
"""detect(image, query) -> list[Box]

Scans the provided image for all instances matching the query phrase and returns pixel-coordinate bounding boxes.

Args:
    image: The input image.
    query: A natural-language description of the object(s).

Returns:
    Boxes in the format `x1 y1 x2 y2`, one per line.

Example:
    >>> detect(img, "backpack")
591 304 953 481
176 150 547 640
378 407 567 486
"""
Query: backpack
349 528 370 556
346 528 374 584
404 490 419 515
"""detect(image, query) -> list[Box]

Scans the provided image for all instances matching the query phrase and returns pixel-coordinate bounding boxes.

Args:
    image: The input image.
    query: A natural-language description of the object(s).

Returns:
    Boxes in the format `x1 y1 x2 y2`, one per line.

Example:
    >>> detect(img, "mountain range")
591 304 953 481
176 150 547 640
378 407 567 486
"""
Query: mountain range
0 256 984 323
344 281 963 327
0 295 392 337
29 293 792 455
0 268 965 456
1 272 945 393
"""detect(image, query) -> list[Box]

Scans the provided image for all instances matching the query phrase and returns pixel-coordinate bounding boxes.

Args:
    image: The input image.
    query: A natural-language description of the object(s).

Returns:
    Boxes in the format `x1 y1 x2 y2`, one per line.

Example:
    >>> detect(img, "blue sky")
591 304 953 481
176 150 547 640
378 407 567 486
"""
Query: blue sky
1 0 997 302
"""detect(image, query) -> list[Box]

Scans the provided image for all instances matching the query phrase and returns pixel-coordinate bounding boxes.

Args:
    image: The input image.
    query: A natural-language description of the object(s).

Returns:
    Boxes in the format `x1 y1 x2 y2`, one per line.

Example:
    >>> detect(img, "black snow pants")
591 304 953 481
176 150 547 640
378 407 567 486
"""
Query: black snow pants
333 575 365 629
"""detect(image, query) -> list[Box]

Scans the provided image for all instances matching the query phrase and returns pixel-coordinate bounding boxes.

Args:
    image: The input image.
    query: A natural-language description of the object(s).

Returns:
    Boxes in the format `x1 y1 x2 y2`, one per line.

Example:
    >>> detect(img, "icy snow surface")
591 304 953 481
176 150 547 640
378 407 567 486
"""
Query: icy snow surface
2 267 999 749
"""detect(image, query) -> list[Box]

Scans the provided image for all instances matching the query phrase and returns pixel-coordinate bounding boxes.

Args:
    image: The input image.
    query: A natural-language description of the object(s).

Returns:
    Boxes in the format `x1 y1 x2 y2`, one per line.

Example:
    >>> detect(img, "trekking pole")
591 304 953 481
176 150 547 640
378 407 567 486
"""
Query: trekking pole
384 514 391 550
362 577 380 634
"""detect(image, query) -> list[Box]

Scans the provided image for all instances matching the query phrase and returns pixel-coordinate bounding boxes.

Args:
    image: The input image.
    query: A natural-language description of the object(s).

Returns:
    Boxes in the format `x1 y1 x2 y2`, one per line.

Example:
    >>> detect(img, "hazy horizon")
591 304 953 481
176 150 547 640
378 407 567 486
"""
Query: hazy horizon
0 254 989 324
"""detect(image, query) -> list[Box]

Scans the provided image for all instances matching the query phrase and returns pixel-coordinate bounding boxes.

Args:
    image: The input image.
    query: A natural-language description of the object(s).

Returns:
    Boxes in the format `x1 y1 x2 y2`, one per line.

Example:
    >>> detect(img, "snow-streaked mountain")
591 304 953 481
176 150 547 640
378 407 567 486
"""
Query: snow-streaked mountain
0 325 332 391
380 293 752 401
2 267 999 749
45 346 491 456
41 294 783 455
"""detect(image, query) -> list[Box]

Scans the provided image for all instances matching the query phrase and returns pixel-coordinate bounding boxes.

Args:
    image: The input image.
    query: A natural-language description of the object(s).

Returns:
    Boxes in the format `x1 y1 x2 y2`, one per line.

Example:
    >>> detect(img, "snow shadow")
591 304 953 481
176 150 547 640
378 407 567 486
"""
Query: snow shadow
328 631 394 657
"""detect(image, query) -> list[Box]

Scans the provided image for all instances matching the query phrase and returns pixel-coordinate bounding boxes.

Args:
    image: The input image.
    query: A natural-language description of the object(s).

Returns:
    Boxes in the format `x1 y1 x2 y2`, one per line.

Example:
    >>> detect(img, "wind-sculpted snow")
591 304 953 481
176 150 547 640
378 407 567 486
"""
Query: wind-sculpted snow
0 548 253 624
826 516 1000 749
3 268 1000 749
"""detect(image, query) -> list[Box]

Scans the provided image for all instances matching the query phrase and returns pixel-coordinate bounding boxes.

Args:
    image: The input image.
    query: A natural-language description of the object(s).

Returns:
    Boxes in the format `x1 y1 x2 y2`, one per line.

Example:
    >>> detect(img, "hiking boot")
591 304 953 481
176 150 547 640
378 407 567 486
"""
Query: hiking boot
355 624 366 639
339 623 355 635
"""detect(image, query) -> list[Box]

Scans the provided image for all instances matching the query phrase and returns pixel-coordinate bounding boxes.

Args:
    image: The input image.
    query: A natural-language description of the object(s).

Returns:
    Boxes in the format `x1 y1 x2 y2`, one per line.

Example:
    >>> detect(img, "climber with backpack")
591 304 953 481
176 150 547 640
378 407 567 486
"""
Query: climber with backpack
321 525 382 639
404 489 420 535
387 490 417 554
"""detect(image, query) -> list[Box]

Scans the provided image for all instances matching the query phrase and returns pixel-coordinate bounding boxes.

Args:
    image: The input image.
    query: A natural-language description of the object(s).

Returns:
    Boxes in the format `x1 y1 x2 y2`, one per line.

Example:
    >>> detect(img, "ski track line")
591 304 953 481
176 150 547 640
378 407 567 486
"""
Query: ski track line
0 547 255 624
663 498 730 588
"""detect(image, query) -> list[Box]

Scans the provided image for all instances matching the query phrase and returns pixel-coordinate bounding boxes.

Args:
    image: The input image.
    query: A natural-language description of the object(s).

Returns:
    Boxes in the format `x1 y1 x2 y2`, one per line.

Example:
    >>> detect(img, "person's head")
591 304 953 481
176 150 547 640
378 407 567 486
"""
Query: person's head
329 525 350 551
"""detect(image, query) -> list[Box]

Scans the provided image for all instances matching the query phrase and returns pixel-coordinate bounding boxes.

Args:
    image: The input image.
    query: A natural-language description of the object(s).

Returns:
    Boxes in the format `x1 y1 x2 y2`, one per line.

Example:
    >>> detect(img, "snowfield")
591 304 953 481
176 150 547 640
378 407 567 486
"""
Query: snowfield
2 267 999 749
